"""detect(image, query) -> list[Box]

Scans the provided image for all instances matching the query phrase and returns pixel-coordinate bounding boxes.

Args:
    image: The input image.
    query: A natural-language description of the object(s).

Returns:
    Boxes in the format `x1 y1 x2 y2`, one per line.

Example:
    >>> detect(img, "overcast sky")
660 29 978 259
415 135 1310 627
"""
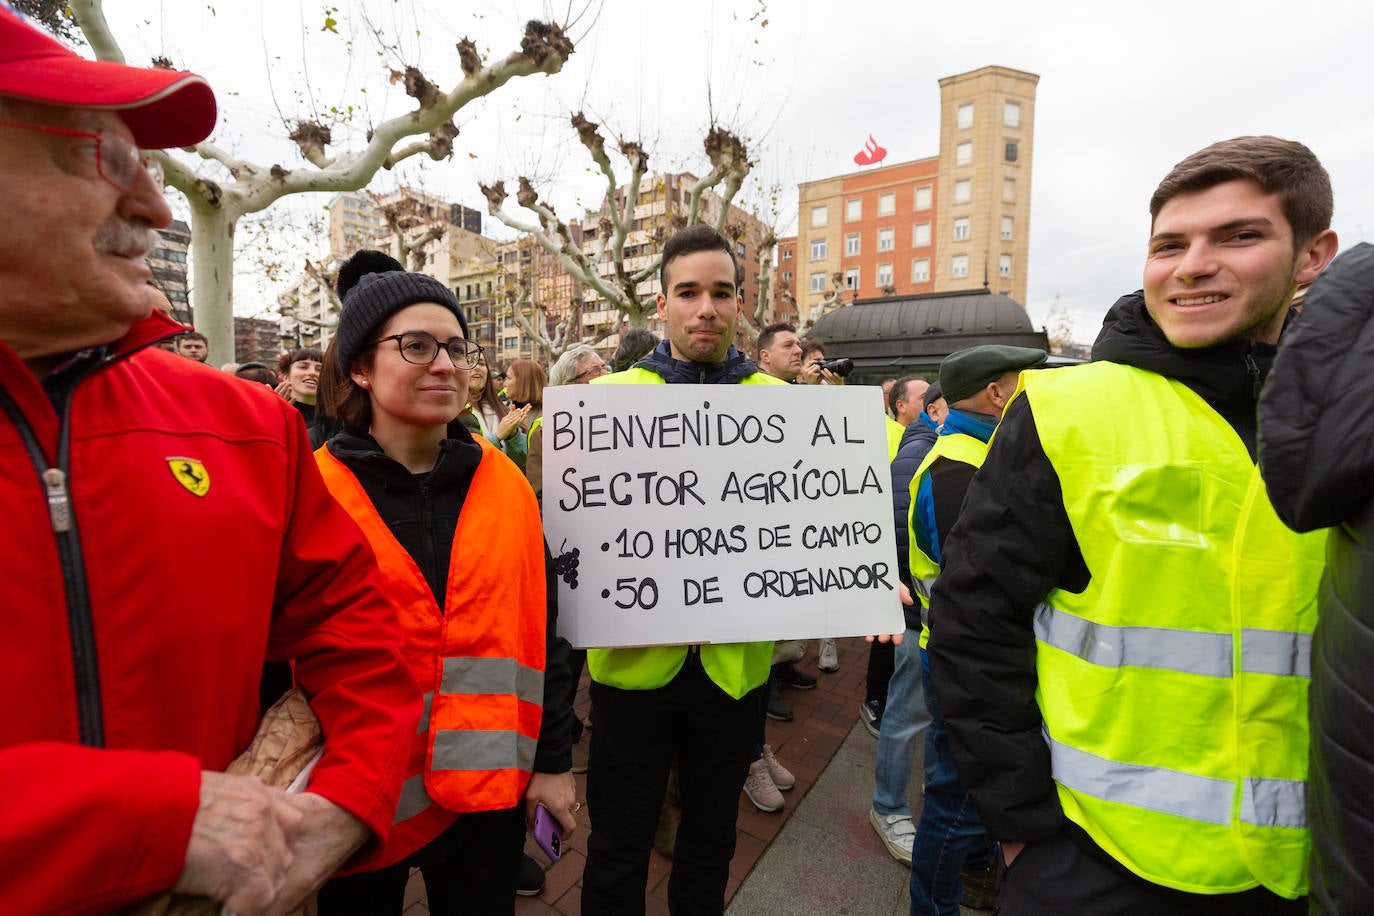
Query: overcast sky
101 0 1374 341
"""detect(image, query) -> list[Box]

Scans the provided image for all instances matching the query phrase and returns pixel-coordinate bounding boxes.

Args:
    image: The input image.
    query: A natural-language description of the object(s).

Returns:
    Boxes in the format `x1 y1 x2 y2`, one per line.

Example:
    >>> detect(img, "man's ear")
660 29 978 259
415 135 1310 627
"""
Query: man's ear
655 292 668 321
1294 229 1340 285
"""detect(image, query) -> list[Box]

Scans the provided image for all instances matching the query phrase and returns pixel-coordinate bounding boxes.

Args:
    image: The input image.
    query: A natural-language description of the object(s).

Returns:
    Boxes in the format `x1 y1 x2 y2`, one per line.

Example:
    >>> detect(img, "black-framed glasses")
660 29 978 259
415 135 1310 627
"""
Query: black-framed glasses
373 331 483 368
0 119 161 193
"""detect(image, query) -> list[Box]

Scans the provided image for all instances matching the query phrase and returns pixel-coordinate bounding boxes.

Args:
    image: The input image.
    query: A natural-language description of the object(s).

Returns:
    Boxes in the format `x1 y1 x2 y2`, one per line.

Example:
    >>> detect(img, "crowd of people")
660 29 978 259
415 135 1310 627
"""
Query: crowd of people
3 6 1373 916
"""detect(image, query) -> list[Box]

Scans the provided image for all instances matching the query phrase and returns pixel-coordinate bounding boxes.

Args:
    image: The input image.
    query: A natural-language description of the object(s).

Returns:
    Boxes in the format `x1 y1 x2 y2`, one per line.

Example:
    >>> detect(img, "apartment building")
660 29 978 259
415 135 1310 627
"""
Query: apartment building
795 65 1038 322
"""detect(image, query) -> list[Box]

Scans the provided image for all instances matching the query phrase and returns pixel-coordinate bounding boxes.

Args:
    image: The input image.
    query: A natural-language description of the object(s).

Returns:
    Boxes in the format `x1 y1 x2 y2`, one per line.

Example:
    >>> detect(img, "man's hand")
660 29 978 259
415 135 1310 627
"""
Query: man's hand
864 581 912 645
1002 840 1026 867
524 770 578 836
275 792 371 912
173 771 304 915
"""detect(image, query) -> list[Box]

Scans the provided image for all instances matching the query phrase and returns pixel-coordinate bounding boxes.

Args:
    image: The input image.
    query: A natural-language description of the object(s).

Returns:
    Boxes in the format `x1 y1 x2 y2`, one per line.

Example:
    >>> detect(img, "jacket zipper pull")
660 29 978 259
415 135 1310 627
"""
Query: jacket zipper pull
43 468 72 532
1244 353 1262 398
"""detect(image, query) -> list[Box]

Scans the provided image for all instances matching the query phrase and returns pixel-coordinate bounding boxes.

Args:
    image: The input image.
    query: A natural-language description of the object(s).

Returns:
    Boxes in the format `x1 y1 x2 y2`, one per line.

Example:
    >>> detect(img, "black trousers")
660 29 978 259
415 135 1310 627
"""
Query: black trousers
582 657 765 915
316 805 525 916
999 827 1307 916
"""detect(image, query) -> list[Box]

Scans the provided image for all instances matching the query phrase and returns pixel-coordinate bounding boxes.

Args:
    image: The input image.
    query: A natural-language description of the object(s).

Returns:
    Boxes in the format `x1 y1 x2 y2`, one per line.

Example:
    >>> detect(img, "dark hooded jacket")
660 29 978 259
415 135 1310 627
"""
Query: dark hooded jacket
1259 242 1374 915
927 291 1283 859
891 415 939 626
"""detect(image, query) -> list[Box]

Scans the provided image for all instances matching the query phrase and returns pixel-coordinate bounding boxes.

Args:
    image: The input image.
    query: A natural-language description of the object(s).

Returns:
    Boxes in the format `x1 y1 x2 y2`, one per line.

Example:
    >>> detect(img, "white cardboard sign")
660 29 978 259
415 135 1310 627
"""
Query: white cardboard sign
541 383 905 648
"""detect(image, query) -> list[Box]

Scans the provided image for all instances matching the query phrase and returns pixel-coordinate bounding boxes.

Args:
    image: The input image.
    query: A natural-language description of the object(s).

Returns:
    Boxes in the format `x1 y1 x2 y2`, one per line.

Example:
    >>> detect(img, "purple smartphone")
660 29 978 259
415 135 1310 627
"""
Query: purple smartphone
533 803 563 862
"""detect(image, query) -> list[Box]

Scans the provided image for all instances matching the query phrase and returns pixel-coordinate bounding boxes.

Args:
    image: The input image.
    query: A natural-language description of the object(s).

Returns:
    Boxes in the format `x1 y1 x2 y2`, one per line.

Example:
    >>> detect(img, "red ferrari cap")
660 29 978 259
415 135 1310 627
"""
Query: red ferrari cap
0 3 216 148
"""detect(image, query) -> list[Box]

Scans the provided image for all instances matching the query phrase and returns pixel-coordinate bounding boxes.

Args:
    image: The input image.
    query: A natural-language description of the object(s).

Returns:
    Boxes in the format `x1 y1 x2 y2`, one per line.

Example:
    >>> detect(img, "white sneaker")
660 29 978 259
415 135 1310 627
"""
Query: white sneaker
818 638 839 672
761 744 795 790
744 758 785 812
870 809 916 864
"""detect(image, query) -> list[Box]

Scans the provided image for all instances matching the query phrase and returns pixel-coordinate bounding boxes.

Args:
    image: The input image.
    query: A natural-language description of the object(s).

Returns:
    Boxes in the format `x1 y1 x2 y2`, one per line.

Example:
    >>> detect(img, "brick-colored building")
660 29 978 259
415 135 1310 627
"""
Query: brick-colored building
795 65 1038 325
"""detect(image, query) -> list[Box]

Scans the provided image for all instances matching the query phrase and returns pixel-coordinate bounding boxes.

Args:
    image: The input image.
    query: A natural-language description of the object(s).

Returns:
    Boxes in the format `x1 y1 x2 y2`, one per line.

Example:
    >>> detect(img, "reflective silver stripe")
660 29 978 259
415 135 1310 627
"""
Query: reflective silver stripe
913 575 936 599
1050 737 1233 824
920 605 930 628
1035 604 1231 678
1241 630 1312 678
392 774 433 824
1035 605 1309 680
417 691 433 735
1050 737 1306 829
431 729 538 772
441 657 544 705
1240 777 1306 829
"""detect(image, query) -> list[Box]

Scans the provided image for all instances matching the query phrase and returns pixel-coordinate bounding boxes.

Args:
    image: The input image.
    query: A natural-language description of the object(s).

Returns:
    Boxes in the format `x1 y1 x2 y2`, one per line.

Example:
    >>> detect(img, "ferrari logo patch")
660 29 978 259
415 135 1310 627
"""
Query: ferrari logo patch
167 457 210 497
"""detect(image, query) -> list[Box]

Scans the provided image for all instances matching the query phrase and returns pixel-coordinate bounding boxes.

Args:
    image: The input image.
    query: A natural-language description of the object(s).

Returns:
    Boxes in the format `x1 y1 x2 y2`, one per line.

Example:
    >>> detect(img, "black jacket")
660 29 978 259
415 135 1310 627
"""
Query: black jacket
633 340 762 385
327 430 575 773
1259 243 1374 915
927 291 1280 846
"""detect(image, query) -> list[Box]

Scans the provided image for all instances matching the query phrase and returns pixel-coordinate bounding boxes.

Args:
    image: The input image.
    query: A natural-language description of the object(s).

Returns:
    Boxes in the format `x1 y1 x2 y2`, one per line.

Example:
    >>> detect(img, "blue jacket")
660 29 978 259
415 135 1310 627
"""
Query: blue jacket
891 415 939 588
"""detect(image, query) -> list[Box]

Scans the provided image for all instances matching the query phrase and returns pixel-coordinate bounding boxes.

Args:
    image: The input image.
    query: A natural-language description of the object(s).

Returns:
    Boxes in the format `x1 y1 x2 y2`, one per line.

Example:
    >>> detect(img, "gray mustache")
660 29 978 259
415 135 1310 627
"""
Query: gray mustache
94 221 159 257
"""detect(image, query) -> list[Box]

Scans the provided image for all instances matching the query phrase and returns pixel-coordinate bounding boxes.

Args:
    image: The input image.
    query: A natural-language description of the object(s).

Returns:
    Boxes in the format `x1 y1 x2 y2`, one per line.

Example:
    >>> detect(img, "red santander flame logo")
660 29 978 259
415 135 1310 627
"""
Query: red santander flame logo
853 135 888 166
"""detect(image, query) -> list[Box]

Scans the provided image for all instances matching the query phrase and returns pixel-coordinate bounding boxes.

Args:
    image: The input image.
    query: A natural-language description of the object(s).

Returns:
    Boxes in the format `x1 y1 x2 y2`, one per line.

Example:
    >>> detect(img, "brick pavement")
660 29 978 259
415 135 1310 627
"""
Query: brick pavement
401 636 878 913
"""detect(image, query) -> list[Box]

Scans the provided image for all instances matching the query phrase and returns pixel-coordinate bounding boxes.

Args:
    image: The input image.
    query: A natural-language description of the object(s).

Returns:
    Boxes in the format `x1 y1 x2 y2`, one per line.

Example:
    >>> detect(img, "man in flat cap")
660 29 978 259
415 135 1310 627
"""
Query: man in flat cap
905 345 1045 914
929 137 1339 912
0 7 417 914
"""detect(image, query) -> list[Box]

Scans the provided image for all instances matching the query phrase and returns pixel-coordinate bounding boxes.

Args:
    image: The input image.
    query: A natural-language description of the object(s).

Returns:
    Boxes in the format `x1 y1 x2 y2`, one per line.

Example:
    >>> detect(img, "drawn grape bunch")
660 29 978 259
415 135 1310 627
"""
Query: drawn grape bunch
553 540 580 589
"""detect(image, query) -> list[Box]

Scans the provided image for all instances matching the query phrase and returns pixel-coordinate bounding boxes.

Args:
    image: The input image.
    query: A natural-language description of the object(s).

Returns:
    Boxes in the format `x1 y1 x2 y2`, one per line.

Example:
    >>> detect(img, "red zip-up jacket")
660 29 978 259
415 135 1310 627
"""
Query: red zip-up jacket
0 312 420 915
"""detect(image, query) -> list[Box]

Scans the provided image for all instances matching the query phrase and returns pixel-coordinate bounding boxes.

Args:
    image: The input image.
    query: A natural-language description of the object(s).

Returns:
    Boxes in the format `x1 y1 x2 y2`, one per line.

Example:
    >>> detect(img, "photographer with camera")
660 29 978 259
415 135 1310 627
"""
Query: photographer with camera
799 339 853 386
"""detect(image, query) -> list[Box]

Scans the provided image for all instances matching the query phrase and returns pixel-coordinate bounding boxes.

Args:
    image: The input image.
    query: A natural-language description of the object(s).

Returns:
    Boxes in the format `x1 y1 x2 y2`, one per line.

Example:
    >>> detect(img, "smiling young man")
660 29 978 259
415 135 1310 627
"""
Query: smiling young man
925 136 1339 913
580 224 787 914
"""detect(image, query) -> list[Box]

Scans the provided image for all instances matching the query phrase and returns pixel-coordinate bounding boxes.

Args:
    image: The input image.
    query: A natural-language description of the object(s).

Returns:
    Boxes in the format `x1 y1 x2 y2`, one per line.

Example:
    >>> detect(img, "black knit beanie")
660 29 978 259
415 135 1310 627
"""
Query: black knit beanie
334 268 469 370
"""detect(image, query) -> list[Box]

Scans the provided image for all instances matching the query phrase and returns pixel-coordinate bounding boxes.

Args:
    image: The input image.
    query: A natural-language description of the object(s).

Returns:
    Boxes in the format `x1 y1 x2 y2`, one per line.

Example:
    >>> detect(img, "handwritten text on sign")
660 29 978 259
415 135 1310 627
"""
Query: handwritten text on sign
542 384 905 648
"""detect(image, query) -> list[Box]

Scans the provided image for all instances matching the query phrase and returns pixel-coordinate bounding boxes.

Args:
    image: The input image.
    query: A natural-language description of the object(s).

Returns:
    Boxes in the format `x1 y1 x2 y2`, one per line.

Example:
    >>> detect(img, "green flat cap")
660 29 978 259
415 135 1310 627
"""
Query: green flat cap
939 345 1047 405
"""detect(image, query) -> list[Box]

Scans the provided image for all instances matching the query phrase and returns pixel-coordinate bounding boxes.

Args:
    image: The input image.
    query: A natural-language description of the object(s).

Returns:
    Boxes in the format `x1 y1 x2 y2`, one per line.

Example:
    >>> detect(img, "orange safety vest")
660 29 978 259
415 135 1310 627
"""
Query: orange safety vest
316 435 547 869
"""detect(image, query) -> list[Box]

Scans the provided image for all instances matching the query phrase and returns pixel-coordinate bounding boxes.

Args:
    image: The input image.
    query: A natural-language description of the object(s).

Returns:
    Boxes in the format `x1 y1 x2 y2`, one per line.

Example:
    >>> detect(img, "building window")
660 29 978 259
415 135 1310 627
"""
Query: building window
952 255 969 279
845 199 862 221
810 272 826 293
811 205 828 227
504 316 514 328
878 192 896 216
736 241 746 257
912 258 930 283
876 263 893 287
842 233 859 256
844 267 860 290
914 186 932 211
957 103 974 129
956 141 972 166
1004 101 1021 127
913 222 931 247
810 238 827 260
1001 216 1014 240
782 248 793 260
953 217 970 241
504 336 519 348
1005 141 1018 163
999 254 1013 277
782 271 792 282
1003 178 1016 203
877 227 895 251
954 179 971 204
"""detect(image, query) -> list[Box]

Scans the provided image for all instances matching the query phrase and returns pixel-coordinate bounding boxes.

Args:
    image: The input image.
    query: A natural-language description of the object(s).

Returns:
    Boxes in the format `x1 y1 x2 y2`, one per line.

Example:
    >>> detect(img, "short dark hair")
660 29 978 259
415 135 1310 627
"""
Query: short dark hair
277 346 323 376
1149 136 1333 250
613 328 659 371
317 337 374 431
800 340 827 361
659 224 742 291
235 364 277 387
888 375 921 414
177 331 207 345
757 322 797 356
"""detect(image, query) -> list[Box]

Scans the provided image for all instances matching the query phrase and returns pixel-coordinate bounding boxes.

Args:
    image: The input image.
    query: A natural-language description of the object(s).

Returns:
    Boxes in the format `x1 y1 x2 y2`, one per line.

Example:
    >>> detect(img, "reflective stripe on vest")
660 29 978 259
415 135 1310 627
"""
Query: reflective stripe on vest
906 432 988 648
583 367 781 699
1022 362 1324 898
316 436 546 869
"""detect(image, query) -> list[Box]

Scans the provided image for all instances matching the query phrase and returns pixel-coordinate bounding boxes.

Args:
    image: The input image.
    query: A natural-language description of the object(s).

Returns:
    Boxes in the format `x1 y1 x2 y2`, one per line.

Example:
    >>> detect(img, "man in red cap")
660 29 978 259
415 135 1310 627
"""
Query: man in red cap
0 7 420 914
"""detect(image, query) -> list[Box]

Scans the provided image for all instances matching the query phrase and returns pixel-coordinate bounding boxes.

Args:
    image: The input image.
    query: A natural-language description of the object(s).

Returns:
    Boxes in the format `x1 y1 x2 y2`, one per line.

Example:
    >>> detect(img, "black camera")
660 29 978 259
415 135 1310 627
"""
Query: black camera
815 357 855 378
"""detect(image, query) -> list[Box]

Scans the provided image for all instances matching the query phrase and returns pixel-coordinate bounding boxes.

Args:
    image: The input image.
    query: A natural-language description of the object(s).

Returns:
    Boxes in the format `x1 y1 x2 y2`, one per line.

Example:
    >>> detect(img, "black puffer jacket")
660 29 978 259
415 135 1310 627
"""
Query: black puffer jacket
1259 242 1374 915
928 291 1279 848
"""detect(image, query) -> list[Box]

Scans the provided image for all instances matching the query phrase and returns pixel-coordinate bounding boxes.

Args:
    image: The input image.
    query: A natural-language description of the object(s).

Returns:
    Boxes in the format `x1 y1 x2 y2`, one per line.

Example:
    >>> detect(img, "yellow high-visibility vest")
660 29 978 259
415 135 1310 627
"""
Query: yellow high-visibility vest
1022 361 1323 899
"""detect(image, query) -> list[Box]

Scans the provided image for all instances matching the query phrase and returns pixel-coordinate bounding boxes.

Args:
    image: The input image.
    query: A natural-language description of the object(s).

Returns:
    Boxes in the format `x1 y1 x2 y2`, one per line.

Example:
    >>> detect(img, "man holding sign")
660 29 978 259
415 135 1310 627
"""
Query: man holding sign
578 225 786 914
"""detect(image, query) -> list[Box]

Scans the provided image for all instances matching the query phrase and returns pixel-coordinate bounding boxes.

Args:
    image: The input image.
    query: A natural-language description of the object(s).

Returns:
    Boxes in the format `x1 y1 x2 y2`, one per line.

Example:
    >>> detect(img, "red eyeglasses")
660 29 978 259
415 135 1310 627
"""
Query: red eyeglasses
0 119 162 193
